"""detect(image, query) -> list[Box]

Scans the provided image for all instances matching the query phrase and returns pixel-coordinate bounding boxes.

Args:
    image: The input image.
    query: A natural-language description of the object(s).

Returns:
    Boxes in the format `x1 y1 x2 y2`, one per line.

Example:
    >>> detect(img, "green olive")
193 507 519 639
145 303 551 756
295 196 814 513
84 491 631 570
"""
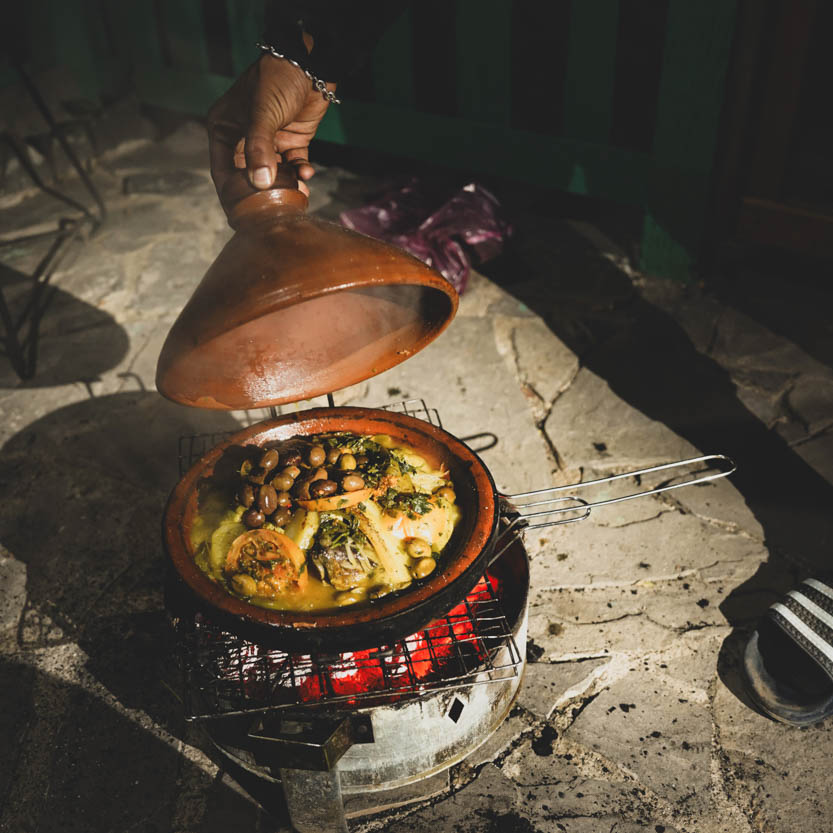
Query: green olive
341 473 365 492
259 448 280 471
411 557 436 579
257 484 278 514
247 467 267 485
237 483 255 508
339 453 357 471
271 473 293 492
279 465 301 481
231 573 258 596
308 445 326 467
405 537 432 559
275 490 292 507
372 434 395 448
273 507 292 527
436 486 456 503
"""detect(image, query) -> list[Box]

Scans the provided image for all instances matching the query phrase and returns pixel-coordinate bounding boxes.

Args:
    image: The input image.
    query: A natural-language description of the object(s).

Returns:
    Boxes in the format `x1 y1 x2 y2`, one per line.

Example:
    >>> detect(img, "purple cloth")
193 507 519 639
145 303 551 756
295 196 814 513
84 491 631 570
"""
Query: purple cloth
340 180 513 294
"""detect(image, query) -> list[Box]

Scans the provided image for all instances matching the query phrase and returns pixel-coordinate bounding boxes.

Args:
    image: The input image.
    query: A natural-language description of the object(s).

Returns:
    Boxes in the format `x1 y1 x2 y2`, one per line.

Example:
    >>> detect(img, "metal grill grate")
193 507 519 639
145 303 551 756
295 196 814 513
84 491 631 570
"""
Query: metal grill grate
175 576 521 721
173 398 522 721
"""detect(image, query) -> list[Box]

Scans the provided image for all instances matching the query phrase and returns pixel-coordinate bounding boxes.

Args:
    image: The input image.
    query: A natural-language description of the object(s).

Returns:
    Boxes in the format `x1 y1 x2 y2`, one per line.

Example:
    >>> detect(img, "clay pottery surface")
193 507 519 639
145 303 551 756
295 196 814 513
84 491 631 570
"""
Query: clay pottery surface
156 168 458 410
164 407 498 652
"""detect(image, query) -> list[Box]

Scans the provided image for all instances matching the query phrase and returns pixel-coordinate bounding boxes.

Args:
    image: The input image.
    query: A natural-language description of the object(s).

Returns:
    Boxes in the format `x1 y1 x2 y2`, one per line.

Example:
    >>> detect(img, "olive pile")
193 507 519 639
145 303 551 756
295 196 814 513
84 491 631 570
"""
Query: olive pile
236 441 368 529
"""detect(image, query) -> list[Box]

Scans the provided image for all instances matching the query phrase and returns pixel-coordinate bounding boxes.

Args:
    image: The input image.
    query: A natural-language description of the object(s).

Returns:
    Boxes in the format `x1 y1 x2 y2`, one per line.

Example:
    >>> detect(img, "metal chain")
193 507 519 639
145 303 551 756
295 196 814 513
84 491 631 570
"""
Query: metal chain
256 42 341 104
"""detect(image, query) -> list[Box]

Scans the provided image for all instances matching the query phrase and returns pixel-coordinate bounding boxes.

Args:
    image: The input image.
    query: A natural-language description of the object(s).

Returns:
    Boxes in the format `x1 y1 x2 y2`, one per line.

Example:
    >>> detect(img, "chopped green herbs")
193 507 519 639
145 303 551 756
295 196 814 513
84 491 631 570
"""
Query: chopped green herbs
317 513 366 549
377 488 433 518
390 450 417 475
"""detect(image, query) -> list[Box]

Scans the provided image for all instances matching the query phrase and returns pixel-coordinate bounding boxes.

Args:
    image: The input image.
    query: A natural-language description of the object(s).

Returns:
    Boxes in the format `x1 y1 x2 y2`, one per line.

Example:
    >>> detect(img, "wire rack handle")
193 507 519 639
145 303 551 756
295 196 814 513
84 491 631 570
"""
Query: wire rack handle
502 453 736 530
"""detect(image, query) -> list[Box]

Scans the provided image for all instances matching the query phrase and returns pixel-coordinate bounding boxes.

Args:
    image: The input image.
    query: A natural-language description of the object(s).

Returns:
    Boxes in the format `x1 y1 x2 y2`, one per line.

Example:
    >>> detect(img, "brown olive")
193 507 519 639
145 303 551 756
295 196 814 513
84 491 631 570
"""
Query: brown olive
307 445 326 467
279 465 301 481
309 479 338 498
436 486 456 503
411 557 436 579
341 473 365 492
237 483 255 508
338 453 357 471
275 490 292 507
243 508 265 529
405 537 432 559
272 507 293 527
355 454 369 467
271 473 294 492
292 468 328 500
281 448 302 467
247 467 267 485
258 484 278 514
326 447 341 465
259 448 280 472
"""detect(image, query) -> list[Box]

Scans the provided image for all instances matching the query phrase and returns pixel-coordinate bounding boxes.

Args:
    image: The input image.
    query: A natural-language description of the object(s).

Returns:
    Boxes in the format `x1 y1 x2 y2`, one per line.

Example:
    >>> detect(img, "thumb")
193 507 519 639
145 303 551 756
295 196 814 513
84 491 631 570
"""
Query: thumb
244 108 281 189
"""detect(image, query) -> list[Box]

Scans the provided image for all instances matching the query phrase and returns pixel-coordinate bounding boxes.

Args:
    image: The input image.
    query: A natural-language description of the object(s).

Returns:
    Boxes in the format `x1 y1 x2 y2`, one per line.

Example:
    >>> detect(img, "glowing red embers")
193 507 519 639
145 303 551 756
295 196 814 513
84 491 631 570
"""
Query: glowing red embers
208 572 506 711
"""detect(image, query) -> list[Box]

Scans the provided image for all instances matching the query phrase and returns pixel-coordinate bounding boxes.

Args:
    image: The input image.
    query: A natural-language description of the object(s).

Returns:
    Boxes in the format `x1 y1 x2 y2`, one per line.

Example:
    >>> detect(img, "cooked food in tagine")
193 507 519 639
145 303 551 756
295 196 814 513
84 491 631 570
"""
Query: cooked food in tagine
191 432 461 611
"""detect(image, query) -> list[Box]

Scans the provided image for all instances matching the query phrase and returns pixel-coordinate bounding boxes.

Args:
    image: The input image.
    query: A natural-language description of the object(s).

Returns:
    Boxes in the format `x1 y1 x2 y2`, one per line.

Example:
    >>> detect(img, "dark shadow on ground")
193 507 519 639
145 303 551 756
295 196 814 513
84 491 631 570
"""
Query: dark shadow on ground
0 267 129 387
471 205 833 708
707 247 833 373
0 655 288 833
0 392 242 728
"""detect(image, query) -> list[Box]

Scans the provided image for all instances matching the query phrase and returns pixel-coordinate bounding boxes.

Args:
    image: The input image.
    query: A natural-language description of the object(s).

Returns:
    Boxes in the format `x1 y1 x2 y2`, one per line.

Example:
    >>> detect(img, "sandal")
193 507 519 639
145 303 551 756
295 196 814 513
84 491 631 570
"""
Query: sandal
743 578 833 726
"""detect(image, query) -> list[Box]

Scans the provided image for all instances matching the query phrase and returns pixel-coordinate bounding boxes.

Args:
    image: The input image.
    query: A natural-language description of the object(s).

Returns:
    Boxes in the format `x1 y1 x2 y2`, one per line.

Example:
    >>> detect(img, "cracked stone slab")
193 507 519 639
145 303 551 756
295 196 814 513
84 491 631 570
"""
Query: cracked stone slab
785 376 833 434
380 764 522 833
518 658 609 719
354 315 555 494
665 477 764 541
500 735 664 827
454 707 538 776
709 306 832 378
713 680 833 831
530 578 730 647
493 315 580 412
641 629 728 696
529 592 677 660
545 368 699 472
528 508 767 591
564 672 713 809
456 270 534 319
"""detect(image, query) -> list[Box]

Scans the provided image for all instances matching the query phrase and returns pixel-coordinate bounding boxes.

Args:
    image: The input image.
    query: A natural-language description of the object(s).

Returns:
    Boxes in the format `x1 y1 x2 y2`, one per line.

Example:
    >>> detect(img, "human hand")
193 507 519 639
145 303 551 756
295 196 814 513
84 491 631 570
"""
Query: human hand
207 54 336 212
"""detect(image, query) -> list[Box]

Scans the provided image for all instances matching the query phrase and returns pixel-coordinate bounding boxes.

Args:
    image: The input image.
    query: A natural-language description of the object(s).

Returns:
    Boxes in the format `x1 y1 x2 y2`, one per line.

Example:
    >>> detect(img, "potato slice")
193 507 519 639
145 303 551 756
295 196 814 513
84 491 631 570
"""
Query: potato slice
284 508 320 551
352 501 412 587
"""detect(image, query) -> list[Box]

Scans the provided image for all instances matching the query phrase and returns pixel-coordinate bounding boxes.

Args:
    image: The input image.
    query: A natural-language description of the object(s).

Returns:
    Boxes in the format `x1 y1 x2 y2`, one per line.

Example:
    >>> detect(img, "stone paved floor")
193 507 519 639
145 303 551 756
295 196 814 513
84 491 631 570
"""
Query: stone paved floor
1 117 833 832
